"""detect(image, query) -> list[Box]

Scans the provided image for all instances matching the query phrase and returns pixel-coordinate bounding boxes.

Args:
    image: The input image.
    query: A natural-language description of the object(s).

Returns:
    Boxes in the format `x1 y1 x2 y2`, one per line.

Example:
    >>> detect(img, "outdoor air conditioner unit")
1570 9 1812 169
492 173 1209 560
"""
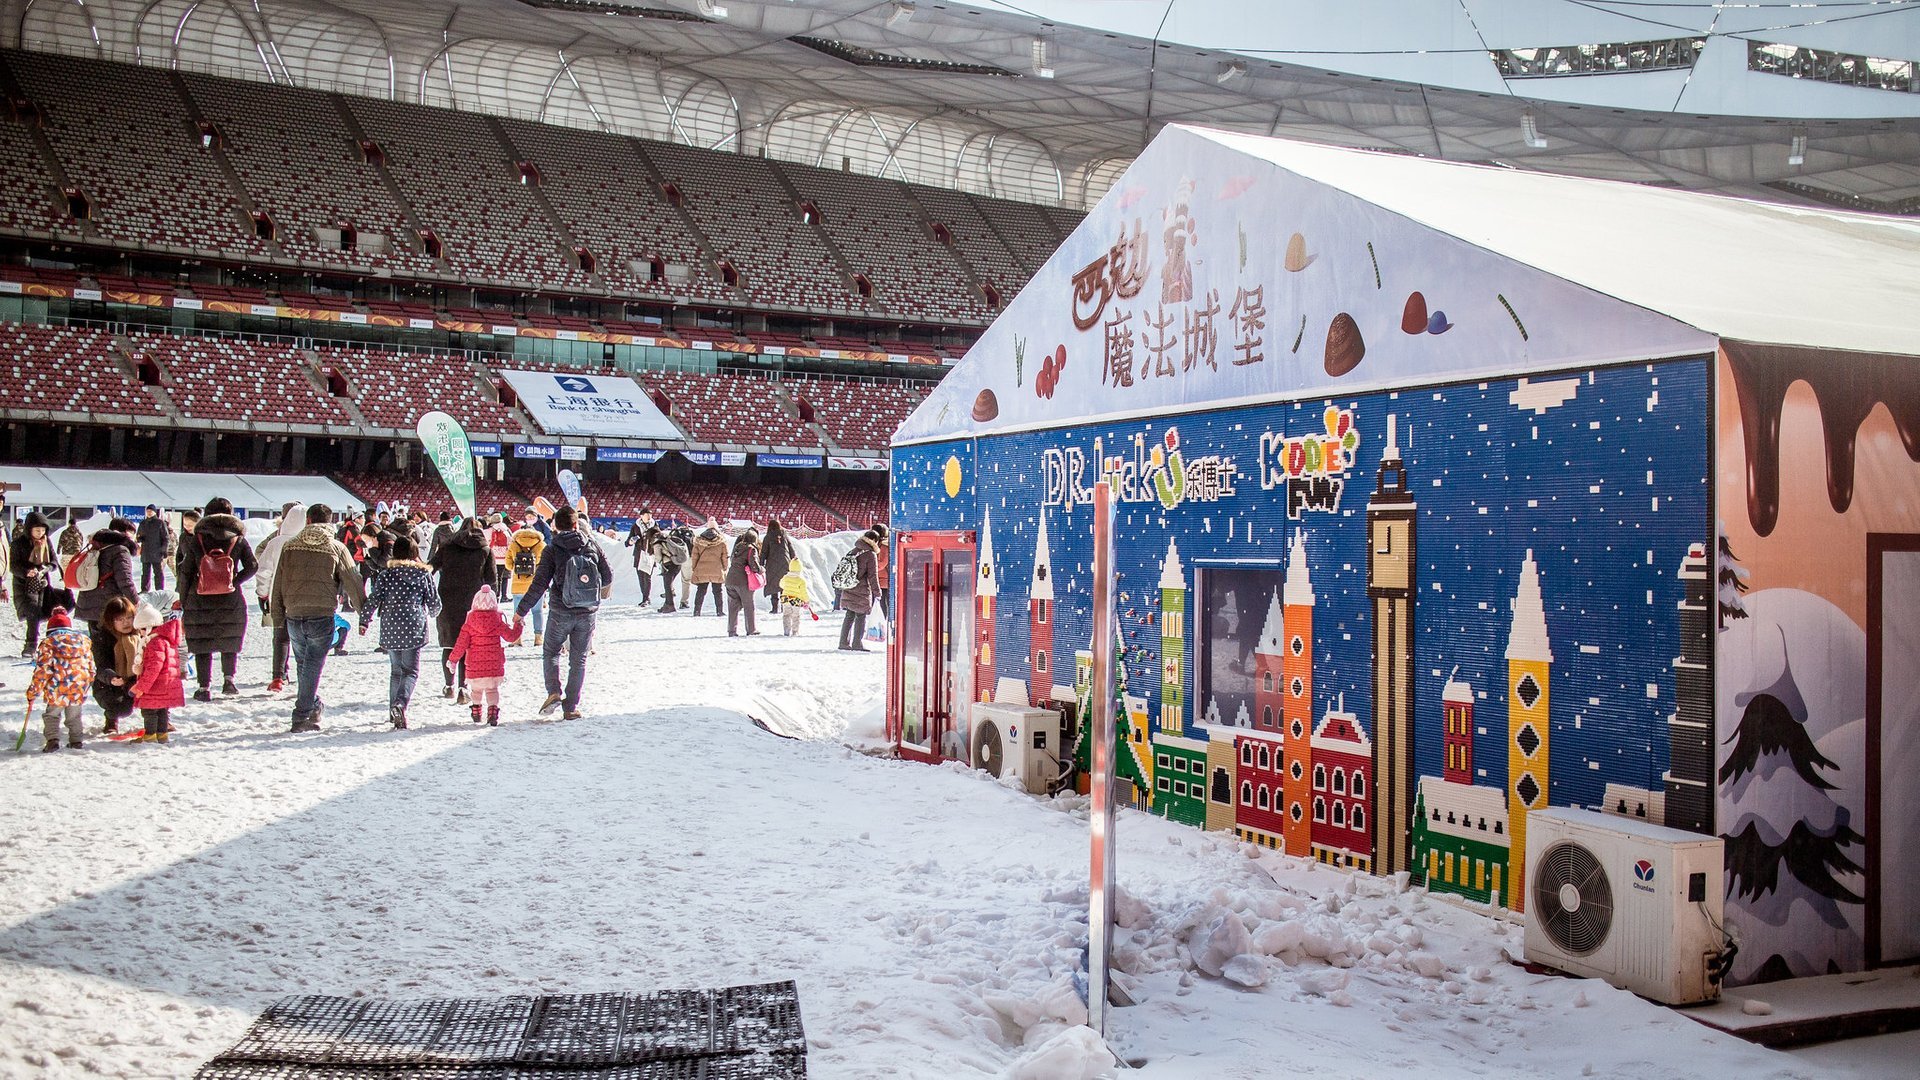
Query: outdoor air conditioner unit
1523 807 1728 1005
970 701 1061 795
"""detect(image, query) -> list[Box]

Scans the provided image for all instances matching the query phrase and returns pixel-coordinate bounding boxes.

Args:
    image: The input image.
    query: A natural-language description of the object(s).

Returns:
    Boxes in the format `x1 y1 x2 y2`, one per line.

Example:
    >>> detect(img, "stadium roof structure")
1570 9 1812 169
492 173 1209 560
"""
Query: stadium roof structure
7 0 1920 212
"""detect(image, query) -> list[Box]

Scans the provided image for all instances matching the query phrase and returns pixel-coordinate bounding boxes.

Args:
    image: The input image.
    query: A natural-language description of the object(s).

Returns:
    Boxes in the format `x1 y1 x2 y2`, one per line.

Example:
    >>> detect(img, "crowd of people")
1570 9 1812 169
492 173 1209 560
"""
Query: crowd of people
4 498 888 752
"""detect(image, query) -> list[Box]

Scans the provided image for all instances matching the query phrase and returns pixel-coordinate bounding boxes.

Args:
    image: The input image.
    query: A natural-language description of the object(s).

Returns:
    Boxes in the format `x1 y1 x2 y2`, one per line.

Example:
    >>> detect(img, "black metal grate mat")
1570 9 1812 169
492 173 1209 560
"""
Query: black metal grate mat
197 982 804 1078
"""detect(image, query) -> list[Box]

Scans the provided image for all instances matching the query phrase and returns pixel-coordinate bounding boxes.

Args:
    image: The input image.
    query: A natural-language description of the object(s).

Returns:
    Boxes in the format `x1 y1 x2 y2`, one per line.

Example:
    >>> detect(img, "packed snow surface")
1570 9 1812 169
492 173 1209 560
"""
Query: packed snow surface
0 589 1890 1077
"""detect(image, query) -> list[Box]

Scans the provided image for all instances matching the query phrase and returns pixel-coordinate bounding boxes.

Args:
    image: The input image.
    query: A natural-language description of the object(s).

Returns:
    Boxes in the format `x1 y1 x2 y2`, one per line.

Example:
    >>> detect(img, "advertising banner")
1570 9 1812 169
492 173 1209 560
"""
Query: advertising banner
513 444 560 460
828 457 891 472
757 454 824 470
469 441 503 458
597 447 666 464
557 469 584 510
415 411 476 520
681 450 748 467
496 369 681 440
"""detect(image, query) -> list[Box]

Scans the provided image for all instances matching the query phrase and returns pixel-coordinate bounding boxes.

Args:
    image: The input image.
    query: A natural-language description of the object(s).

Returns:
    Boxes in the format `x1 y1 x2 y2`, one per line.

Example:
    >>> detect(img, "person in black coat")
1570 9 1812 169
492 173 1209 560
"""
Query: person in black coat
759 520 793 616
429 518 492 702
726 528 763 637
10 511 56 654
176 498 259 700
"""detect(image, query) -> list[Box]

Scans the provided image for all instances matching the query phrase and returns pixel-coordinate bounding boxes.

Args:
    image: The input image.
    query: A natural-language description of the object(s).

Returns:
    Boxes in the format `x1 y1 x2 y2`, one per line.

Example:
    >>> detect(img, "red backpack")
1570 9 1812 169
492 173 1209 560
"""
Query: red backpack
196 537 240 595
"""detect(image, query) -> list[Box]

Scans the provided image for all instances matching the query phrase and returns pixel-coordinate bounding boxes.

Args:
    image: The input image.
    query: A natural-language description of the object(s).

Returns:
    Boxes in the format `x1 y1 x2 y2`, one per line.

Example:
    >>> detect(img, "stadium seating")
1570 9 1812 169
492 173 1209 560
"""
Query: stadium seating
816 487 890 531
337 473 532 519
642 142 856 313
638 370 818 448
907 184 1035 300
182 73 439 276
0 322 162 415
319 347 524 433
658 482 837 533
347 98 594 293
972 193 1077 286
8 52 267 256
499 119 731 304
128 333 350 426
0 119 58 232
784 165 984 322
787 376 927 451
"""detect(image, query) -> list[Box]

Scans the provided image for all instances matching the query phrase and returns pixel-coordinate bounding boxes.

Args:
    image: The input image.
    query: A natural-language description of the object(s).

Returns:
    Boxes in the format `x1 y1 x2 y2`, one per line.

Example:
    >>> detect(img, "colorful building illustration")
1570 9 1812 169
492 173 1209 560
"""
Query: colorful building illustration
1368 413 1417 876
1282 536 1315 856
1664 541 1713 833
1441 672 1473 785
1412 776 1511 908
1160 539 1186 734
1233 728 1289 848
1121 691 1153 809
975 505 998 704
1506 549 1554 914
1201 724 1239 832
1028 509 1054 709
1309 696 1373 870
1152 731 1208 827
1253 589 1286 734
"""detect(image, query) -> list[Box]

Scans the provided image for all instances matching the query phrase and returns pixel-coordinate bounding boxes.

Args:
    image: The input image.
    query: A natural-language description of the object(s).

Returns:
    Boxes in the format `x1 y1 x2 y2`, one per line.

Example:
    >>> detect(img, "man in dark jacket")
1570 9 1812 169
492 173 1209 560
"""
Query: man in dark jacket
269 503 362 732
172 509 200 583
514 506 612 720
429 517 493 703
428 511 455 561
136 505 172 592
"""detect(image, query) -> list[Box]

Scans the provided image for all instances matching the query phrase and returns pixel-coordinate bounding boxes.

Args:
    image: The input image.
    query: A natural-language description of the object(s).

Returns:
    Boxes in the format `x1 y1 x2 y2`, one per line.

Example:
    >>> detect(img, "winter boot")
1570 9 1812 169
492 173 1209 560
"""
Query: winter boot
390 705 408 730
538 692 564 717
155 732 168 744
562 710 584 722
487 706 499 727
42 738 58 753
267 678 284 693
533 632 543 646
192 687 213 703
222 679 239 696
470 703 483 724
67 738 82 749
457 687 471 706
102 718 118 735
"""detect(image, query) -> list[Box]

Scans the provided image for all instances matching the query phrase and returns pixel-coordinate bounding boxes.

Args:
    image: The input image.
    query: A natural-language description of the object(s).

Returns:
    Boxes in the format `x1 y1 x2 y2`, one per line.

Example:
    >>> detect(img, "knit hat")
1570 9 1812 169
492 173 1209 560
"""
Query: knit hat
46 606 71 629
471 584 499 612
133 603 164 630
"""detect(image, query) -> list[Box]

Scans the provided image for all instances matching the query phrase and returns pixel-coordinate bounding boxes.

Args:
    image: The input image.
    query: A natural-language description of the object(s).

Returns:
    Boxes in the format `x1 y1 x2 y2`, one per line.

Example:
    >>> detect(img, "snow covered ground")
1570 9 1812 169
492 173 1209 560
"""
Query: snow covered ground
0 545 1901 1077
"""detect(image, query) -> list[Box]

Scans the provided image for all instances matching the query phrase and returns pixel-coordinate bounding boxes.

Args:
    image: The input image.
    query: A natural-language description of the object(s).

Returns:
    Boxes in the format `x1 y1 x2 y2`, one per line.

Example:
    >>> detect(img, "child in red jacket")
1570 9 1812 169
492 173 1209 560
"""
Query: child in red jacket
130 603 185 743
447 585 522 726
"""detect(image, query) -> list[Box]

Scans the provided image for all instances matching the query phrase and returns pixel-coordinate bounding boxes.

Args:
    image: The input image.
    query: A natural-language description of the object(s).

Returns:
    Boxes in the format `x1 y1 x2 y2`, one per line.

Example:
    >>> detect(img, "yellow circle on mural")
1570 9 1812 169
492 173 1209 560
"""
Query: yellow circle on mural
943 455 963 497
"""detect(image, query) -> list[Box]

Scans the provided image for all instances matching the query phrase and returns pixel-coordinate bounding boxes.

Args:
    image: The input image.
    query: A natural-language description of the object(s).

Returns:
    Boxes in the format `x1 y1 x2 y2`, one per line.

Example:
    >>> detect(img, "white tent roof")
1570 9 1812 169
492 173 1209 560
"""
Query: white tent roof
1193 127 1920 357
0 468 361 513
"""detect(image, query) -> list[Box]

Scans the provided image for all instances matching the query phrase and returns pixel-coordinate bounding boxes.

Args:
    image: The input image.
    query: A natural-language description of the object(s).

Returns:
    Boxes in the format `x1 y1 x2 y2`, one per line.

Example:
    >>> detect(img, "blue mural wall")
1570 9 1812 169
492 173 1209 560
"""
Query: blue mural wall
894 356 1711 903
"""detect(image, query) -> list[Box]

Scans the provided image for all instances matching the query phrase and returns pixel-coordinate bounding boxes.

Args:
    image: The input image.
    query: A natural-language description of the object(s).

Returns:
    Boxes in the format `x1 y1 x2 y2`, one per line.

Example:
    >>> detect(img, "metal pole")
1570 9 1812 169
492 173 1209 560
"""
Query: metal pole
1087 479 1117 1037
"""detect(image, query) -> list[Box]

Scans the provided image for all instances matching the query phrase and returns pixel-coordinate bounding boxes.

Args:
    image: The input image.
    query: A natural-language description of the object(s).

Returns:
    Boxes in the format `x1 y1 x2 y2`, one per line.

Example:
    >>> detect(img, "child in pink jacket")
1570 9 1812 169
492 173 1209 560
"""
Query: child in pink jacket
447 585 522 726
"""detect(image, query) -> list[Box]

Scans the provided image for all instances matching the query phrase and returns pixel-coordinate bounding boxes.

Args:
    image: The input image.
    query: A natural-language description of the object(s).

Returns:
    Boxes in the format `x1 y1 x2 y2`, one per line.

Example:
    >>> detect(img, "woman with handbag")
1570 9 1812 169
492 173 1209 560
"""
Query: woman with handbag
10 512 56 656
725 527 763 637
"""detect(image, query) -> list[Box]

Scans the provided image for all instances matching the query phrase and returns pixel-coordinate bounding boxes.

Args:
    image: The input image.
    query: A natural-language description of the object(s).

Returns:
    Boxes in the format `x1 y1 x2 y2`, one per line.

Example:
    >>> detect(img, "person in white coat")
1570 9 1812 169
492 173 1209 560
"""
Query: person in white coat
253 503 304 693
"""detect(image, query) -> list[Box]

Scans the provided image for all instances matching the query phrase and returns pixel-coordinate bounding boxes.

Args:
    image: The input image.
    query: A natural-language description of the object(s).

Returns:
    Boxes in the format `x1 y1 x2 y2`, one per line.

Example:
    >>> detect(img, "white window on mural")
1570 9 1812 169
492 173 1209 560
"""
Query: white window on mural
1198 567 1285 740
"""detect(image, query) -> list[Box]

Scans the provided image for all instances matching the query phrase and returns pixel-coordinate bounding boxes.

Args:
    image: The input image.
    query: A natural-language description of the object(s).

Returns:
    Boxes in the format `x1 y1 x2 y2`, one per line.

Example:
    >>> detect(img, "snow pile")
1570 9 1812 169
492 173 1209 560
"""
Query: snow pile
791 530 860 613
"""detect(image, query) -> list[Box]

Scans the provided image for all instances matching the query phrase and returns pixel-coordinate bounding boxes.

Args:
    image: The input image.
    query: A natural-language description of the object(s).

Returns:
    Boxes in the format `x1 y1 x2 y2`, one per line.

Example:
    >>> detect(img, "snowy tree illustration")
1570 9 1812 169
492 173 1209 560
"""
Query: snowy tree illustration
1717 525 1750 630
1718 627 1865 981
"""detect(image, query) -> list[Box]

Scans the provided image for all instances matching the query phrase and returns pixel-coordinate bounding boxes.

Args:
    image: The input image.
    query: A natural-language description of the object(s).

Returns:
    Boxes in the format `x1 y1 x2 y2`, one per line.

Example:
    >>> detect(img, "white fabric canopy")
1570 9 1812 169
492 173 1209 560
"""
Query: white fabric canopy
0 468 360 514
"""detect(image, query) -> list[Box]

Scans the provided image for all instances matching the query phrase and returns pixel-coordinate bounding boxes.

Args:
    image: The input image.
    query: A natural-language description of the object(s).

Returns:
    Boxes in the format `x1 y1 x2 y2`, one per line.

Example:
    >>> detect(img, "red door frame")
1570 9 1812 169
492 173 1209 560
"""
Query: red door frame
887 529 975 763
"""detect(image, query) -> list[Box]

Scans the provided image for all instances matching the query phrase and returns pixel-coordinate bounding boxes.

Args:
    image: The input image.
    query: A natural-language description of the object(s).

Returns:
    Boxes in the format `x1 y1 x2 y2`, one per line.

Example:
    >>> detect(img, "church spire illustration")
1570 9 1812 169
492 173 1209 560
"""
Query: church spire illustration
1028 508 1054 708
1282 532 1315 856
1368 412 1416 875
975 506 997 704
1506 548 1554 914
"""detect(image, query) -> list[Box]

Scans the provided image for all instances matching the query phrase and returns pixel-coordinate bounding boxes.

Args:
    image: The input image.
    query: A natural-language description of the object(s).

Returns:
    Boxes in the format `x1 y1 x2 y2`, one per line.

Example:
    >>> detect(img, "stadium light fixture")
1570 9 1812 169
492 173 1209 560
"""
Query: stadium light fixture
886 2 915 28
696 0 728 18
1216 59 1248 85
1031 37 1055 78
1520 109 1548 149
1788 130 1807 167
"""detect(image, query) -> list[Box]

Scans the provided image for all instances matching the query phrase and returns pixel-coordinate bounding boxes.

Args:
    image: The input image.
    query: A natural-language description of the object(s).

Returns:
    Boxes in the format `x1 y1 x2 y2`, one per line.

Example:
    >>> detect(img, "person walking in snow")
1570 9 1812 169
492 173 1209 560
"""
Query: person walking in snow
136 504 172 593
360 534 439 730
836 528 881 652
11 511 55 655
650 527 687 614
487 514 513 598
779 558 809 637
760 520 792 617
129 603 184 743
630 528 655 608
177 498 257 701
506 521 547 645
688 523 727 617
254 504 303 693
447 584 521 726
726 527 763 637
27 606 93 751
55 513 87 560
513 506 611 721
430 516 492 704
268 504 363 733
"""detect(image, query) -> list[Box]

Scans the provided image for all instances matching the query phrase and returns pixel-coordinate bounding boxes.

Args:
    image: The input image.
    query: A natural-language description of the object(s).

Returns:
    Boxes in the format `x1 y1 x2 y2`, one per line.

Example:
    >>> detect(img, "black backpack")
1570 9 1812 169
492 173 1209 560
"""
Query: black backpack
559 544 604 610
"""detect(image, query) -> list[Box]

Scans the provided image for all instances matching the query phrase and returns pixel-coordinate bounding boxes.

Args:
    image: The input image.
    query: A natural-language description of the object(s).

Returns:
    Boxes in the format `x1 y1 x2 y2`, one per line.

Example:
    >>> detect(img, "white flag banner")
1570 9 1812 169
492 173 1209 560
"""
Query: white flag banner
497 369 682 440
